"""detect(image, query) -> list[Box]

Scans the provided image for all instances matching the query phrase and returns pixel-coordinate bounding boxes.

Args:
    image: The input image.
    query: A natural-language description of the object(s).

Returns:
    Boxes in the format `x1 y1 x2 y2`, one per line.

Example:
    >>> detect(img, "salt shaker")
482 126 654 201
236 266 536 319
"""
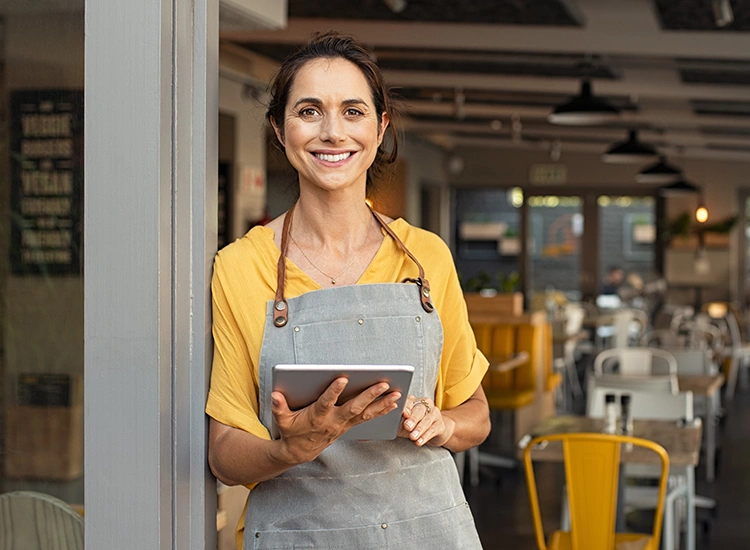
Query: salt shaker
620 393 633 435
604 393 617 434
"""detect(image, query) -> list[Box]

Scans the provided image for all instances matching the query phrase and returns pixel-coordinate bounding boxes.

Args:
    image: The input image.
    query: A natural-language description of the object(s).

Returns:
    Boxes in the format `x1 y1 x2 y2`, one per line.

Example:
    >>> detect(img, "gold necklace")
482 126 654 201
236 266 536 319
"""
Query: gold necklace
289 217 371 285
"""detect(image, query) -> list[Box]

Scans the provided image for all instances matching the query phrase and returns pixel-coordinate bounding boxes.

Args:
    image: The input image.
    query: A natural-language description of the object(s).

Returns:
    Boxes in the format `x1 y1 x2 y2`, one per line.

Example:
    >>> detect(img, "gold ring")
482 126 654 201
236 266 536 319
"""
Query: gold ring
414 398 431 415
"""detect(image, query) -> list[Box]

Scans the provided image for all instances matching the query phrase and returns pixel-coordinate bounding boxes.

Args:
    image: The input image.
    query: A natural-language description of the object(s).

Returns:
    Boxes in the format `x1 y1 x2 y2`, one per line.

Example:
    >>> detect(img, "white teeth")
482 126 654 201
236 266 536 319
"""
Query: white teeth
315 152 351 162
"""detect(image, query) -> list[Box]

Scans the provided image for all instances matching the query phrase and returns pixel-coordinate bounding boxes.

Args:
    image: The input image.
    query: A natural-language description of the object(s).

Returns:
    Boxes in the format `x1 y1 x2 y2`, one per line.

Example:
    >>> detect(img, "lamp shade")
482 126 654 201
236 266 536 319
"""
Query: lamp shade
602 129 659 164
548 79 620 126
636 156 683 184
658 179 700 196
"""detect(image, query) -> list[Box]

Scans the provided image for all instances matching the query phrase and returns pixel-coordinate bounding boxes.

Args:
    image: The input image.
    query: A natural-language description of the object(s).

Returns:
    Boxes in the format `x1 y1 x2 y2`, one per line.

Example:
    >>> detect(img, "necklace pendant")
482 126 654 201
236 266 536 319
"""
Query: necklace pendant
331 278 336 285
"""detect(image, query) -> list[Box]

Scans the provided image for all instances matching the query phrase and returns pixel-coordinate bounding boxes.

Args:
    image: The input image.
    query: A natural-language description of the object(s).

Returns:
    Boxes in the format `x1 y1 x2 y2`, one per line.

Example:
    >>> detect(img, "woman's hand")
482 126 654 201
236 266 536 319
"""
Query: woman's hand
271 377 402 464
399 395 456 447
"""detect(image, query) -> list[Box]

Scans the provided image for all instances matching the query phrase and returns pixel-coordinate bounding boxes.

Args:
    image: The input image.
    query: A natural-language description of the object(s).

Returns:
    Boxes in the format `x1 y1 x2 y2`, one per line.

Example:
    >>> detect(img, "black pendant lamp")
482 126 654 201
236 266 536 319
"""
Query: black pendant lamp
548 79 620 126
658 179 700 196
636 156 683 184
602 129 659 164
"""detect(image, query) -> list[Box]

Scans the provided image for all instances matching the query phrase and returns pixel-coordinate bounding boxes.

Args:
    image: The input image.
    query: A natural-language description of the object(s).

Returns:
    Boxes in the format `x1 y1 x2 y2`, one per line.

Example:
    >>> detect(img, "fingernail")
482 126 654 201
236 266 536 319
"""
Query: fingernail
405 421 414 430
271 396 279 407
412 431 420 439
418 438 424 445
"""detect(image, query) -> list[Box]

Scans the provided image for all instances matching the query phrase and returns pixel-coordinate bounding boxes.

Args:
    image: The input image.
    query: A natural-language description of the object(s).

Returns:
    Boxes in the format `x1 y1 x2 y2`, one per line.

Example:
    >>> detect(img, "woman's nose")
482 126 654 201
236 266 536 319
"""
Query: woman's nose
319 114 345 143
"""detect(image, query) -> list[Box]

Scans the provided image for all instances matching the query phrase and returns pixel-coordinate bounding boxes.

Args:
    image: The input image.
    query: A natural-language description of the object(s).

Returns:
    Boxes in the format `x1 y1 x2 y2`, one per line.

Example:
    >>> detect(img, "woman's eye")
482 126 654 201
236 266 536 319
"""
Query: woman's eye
345 108 364 117
299 107 319 118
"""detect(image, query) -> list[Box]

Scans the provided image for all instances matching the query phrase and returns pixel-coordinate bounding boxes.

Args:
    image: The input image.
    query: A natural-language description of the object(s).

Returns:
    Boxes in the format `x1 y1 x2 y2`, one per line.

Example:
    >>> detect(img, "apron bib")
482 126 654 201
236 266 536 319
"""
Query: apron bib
244 206 482 550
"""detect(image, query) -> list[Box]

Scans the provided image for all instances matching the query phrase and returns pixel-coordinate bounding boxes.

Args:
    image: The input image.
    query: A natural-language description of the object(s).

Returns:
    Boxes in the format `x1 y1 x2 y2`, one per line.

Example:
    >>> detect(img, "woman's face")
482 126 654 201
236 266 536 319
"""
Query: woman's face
274 57 389 195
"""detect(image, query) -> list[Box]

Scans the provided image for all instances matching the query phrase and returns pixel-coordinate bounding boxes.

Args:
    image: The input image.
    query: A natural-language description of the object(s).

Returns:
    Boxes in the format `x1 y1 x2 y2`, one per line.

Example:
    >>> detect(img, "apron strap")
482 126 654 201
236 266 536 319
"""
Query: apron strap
367 205 435 314
272 203 295 327
273 202 434 328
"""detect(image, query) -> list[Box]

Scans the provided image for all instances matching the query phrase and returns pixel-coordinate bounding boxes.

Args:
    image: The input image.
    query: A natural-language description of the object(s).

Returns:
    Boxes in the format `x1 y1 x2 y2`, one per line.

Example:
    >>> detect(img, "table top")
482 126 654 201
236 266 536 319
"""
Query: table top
677 373 725 397
520 415 702 467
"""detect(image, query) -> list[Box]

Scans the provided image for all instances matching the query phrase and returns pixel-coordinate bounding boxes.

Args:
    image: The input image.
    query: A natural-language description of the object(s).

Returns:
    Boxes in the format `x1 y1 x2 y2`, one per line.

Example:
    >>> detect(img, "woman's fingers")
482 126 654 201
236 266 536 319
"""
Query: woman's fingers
400 396 442 445
312 377 349 413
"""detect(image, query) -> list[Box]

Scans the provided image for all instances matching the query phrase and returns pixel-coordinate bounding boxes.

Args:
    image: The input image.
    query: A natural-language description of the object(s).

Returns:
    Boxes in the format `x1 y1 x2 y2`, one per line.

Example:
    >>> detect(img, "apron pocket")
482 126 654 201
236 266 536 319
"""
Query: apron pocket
248 501 481 550
291 315 427 396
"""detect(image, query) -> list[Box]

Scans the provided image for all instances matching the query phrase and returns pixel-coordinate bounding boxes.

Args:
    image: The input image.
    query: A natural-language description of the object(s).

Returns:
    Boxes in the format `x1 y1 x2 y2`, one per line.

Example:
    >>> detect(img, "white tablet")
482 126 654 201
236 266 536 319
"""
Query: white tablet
270 364 415 441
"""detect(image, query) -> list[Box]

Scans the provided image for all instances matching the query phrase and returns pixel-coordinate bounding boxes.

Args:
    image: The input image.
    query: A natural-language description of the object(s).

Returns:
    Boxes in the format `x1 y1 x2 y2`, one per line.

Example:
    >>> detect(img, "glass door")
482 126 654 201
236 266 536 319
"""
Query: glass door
526 195 584 311
597 195 656 308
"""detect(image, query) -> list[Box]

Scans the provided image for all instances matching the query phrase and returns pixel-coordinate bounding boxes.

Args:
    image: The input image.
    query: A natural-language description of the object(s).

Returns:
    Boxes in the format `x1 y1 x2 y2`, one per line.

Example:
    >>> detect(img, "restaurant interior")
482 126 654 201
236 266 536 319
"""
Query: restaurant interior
2 0 750 548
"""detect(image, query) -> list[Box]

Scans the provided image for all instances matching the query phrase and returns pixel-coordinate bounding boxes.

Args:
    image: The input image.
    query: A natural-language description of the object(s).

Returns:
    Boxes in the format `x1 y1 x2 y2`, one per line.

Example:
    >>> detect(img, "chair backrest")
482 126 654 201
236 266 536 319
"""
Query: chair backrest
587 380 694 421
523 432 669 550
594 346 678 377
640 328 683 348
702 301 745 346
589 372 679 395
562 303 585 336
0 491 84 550
661 346 714 376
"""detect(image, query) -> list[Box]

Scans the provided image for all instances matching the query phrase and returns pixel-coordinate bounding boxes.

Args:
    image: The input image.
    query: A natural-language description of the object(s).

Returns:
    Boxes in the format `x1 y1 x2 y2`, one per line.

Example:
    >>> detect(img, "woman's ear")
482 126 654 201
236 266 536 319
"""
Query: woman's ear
377 112 390 146
270 116 285 147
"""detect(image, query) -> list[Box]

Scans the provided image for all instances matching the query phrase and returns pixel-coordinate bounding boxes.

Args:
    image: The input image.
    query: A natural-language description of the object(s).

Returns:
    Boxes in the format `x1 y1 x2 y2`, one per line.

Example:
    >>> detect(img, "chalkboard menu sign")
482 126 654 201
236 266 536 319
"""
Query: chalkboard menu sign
9 90 83 275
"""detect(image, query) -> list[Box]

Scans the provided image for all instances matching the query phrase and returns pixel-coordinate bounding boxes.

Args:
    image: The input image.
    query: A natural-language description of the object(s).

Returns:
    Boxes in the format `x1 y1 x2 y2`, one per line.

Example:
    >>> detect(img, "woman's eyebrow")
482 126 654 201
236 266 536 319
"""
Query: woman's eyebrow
291 97 369 108
292 97 321 108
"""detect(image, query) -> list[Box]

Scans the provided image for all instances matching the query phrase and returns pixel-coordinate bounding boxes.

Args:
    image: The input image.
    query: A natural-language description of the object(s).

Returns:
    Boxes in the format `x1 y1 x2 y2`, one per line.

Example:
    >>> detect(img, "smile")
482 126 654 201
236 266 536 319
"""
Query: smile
314 152 352 162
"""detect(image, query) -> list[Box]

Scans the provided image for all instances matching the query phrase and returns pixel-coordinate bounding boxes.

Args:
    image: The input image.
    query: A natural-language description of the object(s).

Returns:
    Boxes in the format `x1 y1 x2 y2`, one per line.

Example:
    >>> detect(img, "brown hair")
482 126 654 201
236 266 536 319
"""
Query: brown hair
266 31 400 191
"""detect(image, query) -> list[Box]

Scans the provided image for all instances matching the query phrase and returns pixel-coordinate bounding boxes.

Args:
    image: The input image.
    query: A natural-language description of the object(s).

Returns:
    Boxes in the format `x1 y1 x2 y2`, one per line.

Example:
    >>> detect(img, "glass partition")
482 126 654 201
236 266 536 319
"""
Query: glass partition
0 9 84 509
453 187 522 294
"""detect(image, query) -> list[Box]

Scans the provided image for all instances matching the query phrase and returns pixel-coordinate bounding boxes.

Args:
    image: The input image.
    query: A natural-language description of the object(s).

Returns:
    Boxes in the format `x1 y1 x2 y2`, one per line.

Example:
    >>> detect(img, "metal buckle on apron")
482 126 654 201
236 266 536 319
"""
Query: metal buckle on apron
273 299 289 327
401 277 434 313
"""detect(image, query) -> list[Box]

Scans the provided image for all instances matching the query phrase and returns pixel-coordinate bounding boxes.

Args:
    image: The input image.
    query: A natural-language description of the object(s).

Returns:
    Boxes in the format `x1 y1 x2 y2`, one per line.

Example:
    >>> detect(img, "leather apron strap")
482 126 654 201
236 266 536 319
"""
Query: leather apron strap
272 203 434 328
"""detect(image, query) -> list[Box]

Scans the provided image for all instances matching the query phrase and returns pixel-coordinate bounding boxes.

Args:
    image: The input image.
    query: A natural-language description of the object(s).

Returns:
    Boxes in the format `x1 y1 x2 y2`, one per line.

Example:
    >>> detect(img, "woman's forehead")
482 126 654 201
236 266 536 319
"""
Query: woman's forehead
289 57 373 104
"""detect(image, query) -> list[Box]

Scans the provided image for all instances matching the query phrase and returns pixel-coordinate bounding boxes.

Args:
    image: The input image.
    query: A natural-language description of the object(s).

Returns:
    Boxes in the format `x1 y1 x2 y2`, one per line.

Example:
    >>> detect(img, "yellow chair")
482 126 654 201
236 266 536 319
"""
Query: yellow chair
523 432 669 550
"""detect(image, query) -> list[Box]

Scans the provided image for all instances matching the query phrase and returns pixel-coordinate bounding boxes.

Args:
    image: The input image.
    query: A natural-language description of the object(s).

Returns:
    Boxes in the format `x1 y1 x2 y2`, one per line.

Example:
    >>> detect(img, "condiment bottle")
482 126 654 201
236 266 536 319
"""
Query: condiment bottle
620 393 633 435
604 393 617 434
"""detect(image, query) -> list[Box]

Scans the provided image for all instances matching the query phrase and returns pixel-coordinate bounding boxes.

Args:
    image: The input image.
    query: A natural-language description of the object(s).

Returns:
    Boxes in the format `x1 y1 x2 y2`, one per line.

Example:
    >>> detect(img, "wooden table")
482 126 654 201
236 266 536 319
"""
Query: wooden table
678 373 724 482
520 415 702 467
520 414 702 550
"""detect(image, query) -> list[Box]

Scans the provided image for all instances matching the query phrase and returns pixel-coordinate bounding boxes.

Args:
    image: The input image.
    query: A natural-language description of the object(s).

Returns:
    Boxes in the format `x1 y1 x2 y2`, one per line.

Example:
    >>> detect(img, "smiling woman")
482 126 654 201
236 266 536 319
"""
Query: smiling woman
206 32 491 550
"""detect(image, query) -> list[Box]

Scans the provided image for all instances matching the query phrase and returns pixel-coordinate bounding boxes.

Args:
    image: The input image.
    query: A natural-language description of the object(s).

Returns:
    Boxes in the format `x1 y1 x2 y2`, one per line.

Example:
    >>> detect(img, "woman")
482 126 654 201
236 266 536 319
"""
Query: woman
206 31 491 549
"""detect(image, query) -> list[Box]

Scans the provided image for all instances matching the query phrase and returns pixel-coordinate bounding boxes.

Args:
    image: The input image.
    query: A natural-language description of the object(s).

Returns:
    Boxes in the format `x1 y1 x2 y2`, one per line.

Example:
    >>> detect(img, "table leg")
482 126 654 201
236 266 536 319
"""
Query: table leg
686 465 696 550
707 393 717 482
615 463 626 532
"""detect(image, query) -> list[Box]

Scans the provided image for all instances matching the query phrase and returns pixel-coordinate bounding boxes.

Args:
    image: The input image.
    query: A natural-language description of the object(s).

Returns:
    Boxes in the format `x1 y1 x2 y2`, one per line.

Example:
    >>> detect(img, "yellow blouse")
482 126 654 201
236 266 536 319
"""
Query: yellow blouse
206 217 488 440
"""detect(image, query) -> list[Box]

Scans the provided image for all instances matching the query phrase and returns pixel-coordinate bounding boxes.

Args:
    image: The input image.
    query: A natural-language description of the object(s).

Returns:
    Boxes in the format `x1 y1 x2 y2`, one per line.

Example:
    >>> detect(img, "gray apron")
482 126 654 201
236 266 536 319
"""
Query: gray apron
244 205 482 549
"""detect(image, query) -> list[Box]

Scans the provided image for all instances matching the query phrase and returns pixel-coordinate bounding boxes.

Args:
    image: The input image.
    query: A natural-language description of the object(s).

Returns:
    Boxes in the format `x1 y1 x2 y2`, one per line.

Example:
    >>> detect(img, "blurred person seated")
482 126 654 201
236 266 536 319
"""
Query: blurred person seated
601 265 624 295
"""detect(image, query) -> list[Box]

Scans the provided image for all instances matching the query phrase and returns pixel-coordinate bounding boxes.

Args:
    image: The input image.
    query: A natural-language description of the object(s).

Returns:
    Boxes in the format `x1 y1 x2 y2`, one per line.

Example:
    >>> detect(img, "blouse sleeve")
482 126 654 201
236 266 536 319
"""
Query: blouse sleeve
205 253 271 440
431 241 489 410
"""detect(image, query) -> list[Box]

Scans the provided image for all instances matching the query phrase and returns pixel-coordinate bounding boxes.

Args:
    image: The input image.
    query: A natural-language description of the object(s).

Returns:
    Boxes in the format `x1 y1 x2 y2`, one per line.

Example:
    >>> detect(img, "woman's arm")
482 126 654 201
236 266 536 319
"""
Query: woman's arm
209 377 403 486
399 385 490 453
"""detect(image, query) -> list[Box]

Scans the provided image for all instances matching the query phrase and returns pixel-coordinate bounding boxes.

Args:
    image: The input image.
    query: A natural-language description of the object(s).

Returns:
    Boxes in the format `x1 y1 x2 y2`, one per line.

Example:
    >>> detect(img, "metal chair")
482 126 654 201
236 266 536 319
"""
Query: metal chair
523 432 669 550
0 491 83 550
702 301 750 400
586 383 707 550
594 346 678 378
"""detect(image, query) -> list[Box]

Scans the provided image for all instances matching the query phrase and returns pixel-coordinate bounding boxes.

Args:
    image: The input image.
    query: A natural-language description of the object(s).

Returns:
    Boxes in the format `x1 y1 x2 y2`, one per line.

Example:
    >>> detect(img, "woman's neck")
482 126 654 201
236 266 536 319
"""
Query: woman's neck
292 192 374 249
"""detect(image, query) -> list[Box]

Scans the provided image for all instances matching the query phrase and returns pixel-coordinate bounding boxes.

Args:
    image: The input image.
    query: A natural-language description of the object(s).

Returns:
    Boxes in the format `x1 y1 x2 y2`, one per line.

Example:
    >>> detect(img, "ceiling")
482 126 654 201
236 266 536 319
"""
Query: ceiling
221 0 750 163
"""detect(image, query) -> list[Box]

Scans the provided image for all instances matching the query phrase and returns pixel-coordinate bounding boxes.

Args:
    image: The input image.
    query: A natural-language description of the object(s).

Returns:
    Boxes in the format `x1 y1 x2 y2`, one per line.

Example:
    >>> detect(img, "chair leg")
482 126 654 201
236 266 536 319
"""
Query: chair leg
725 355 740 401
469 446 480 487
560 485 570 531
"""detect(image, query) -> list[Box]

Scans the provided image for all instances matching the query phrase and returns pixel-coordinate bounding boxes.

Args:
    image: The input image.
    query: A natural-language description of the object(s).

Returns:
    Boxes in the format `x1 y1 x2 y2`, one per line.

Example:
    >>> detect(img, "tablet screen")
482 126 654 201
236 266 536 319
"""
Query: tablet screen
271 364 414 441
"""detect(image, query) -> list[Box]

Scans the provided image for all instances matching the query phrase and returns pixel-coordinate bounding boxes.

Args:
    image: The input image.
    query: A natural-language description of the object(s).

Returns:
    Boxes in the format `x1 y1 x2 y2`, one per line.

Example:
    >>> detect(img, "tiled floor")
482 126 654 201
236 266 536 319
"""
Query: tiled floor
466 388 750 549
